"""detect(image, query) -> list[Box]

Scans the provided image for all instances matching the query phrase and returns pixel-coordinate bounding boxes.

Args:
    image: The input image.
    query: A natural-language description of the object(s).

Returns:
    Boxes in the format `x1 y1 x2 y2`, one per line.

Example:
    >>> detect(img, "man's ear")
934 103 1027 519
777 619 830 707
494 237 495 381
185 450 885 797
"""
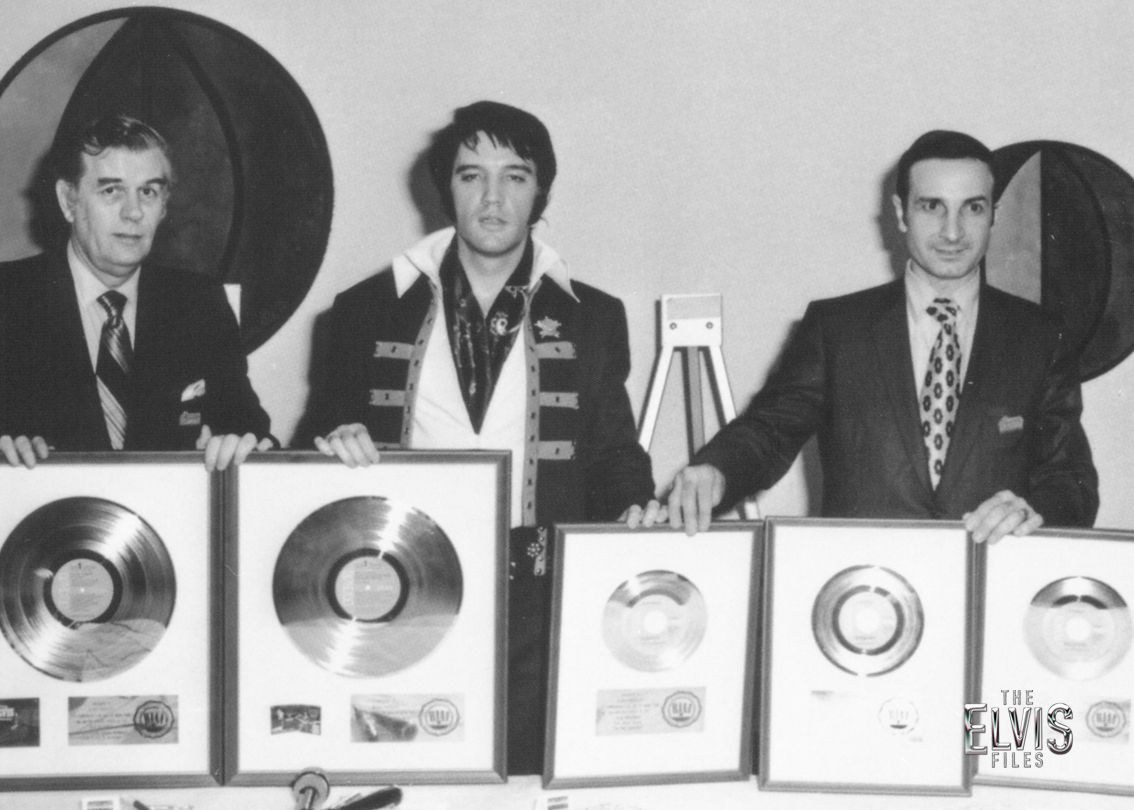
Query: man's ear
891 193 908 233
55 179 77 223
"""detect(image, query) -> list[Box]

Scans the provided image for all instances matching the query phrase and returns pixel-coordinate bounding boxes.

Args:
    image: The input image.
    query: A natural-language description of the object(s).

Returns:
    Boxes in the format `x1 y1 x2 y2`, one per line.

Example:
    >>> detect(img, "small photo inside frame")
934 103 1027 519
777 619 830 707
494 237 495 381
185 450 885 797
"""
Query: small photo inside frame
223 451 508 785
0 453 220 790
976 527 1134 795
760 518 976 795
544 522 761 788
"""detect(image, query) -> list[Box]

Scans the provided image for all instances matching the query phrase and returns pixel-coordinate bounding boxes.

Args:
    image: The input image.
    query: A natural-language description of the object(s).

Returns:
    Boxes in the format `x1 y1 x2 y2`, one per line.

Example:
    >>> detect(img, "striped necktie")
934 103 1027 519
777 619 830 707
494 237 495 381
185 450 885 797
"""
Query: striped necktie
96 291 132 449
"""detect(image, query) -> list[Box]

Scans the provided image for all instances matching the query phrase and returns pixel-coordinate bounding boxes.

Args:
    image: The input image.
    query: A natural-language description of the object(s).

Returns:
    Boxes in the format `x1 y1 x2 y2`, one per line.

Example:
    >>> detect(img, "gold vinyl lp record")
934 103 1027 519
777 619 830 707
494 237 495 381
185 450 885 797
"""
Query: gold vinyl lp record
0 497 176 682
273 497 462 678
812 565 924 677
1024 576 1133 680
602 570 707 672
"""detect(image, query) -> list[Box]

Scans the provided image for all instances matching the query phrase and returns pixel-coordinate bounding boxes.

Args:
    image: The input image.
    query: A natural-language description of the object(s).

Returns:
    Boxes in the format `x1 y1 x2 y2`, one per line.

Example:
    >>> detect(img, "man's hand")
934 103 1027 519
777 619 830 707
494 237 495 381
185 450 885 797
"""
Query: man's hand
622 499 668 528
964 490 1043 544
667 464 726 536
0 435 49 468
314 423 381 468
196 426 273 471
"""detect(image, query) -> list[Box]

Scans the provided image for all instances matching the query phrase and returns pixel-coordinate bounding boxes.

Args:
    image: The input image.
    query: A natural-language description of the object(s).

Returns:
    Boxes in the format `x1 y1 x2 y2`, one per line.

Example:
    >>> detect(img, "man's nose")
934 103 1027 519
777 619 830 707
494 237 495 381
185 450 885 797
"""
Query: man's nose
482 175 501 203
941 210 963 240
121 194 143 221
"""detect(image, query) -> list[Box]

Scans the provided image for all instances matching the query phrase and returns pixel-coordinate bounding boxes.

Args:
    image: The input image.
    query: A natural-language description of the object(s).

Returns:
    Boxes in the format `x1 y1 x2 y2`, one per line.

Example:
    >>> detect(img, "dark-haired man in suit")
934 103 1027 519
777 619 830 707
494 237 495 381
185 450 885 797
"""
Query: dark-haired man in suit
0 113 272 468
659 130 1097 544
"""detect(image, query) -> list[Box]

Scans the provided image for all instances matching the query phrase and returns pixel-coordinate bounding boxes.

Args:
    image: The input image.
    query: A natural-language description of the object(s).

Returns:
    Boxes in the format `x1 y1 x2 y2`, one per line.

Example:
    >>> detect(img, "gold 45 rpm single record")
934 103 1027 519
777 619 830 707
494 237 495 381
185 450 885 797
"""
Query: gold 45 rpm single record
273 497 462 678
1025 576 1133 680
0 497 176 682
812 565 924 677
602 570 707 672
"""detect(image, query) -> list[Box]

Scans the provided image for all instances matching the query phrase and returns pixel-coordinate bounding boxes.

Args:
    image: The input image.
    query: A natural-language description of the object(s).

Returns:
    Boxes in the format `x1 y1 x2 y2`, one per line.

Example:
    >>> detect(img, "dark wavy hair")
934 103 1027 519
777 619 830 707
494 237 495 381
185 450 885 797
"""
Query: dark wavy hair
427 100 556 224
895 130 994 208
51 113 172 186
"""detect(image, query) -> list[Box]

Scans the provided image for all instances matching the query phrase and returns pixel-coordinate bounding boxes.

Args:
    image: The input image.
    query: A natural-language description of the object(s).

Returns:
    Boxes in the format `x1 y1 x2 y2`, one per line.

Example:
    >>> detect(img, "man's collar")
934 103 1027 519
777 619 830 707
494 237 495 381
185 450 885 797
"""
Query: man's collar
391 227 578 302
67 240 141 304
903 259 980 314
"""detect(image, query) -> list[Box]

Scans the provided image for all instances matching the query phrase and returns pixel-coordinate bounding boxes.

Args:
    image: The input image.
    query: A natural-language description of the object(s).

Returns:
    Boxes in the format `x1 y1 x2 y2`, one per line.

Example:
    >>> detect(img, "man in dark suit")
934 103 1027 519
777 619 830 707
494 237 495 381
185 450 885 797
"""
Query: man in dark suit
0 113 271 469
660 130 1097 544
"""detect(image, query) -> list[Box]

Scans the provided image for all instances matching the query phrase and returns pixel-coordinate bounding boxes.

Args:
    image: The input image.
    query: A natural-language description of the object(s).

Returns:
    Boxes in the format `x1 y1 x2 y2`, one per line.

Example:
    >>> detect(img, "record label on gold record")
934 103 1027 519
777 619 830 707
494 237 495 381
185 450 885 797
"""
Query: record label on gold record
1024 576 1132 680
273 497 462 678
812 565 924 676
0 497 176 682
602 570 707 672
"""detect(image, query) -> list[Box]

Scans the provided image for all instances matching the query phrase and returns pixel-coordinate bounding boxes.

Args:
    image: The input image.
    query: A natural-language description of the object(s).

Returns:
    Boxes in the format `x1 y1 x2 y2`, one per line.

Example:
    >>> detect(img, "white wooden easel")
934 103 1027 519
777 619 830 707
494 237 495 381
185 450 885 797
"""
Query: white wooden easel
638 294 756 519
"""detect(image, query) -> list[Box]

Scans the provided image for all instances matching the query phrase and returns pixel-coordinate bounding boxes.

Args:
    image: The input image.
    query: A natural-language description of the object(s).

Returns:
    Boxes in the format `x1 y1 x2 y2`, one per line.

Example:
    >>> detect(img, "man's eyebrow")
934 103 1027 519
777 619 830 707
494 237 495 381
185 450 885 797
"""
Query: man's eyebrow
93 176 169 187
452 162 534 174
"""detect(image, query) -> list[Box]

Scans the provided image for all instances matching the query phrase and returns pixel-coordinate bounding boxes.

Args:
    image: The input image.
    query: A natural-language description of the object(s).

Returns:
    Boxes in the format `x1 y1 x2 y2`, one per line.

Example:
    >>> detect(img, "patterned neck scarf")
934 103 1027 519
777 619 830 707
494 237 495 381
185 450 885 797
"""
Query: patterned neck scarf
439 238 534 433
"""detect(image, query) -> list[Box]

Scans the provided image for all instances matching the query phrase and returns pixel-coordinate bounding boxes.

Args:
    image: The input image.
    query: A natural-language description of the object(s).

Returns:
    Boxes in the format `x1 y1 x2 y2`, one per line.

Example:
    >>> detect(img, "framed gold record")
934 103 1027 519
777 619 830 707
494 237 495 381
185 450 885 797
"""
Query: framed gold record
978 528 1134 795
0 453 220 790
223 451 508 785
759 518 975 795
544 523 761 788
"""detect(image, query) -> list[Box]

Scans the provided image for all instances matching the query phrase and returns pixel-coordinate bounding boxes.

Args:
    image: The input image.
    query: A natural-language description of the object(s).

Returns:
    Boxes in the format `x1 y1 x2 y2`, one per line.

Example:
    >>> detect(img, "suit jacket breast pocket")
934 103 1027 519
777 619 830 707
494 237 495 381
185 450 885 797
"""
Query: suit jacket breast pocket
981 404 1027 449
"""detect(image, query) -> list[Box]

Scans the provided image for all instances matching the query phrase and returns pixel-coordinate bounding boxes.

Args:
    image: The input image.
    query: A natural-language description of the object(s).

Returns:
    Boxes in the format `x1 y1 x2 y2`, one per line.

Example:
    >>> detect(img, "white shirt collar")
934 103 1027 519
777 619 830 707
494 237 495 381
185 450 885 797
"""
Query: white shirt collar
390 227 578 302
904 260 980 316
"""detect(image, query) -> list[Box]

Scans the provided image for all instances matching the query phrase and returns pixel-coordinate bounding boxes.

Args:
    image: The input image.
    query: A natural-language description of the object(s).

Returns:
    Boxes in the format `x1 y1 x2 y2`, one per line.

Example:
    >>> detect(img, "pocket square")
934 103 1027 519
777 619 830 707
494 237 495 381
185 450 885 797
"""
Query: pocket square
180 379 206 402
179 410 202 427
998 415 1024 433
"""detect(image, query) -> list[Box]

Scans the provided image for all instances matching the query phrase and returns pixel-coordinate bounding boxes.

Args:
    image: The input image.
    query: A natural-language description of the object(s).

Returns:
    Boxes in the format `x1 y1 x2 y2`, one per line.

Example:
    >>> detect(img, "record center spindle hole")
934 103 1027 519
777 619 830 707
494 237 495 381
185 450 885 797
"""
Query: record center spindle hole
50 558 115 623
333 554 404 622
641 608 670 638
1064 613 1095 644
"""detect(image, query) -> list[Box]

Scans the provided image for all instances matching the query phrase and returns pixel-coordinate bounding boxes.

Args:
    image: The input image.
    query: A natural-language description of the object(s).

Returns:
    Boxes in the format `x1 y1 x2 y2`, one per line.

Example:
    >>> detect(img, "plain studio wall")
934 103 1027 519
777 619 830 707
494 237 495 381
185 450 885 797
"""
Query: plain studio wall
3 0 1134 527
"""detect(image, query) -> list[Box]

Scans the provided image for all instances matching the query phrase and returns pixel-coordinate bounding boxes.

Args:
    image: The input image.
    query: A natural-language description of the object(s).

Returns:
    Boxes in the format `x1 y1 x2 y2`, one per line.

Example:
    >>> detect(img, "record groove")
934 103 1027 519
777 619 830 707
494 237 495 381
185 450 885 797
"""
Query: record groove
602 570 706 672
0 497 175 682
812 565 923 676
1025 576 1132 680
273 497 462 678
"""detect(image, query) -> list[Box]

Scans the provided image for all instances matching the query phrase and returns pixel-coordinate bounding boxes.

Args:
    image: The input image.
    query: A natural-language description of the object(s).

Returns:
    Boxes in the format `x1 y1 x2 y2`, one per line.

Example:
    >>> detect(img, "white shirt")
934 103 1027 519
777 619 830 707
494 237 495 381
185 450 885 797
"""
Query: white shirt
905 262 980 392
394 228 578 529
412 312 528 527
67 241 140 370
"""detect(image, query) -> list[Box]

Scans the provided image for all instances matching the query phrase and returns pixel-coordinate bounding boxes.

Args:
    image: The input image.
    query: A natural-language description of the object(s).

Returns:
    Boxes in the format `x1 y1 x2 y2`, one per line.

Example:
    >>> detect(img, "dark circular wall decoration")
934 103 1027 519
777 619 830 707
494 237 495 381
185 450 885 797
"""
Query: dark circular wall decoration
0 8 333 352
989 141 1134 381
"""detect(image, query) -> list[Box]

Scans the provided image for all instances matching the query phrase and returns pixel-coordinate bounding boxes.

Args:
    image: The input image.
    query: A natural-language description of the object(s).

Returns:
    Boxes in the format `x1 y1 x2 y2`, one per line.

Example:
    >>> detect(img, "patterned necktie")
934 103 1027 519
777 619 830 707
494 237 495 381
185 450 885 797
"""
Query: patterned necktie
96 291 132 450
919 298 961 489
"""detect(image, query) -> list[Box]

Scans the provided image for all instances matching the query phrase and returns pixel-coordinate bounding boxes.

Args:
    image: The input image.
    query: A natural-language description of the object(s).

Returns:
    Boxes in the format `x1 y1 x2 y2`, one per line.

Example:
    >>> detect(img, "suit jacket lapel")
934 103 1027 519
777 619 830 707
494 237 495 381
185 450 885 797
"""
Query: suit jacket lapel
937 284 1000 492
42 250 110 447
871 282 933 496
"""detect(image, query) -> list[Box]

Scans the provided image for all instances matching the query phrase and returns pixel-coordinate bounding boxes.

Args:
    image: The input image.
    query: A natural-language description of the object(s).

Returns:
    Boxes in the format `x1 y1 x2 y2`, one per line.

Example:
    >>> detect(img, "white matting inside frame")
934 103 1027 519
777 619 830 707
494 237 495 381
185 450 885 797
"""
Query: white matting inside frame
546 524 759 787
977 528 1134 794
760 519 973 794
227 452 506 782
0 454 216 786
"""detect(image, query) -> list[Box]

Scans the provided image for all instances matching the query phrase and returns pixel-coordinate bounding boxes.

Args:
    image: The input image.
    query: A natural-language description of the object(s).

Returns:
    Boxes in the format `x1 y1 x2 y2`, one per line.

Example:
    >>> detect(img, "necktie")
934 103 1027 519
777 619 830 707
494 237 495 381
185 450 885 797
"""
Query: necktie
96 291 132 449
919 298 961 489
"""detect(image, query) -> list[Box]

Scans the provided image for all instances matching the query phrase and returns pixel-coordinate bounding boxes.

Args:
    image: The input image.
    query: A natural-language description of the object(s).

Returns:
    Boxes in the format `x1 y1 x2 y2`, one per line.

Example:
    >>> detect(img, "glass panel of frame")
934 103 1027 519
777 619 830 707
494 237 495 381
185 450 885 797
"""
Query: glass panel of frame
976 527 1134 795
0 453 220 790
222 451 508 785
759 518 976 795
544 522 761 788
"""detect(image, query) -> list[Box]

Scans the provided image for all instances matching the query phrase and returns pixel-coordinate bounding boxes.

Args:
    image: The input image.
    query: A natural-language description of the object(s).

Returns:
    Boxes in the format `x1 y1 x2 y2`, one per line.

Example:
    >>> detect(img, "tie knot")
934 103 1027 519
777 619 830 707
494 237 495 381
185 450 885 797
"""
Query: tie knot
926 297 958 322
98 290 127 323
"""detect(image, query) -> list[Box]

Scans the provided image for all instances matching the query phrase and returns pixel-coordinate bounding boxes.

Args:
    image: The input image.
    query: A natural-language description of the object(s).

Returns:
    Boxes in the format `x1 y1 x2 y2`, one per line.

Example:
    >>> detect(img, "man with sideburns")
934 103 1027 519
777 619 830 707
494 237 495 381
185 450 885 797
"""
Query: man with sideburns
308 100 655 773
